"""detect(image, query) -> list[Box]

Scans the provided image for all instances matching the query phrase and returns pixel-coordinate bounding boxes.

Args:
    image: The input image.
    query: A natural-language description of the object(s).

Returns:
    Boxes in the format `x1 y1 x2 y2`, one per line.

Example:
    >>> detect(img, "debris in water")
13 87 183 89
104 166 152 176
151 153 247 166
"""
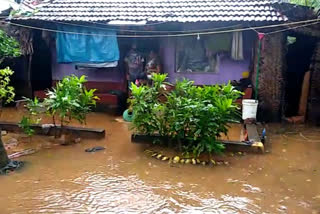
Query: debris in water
227 178 243 184
74 138 81 144
313 195 320 200
278 205 287 211
0 160 24 174
241 184 262 193
85 146 106 153
4 138 19 150
8 148 36 159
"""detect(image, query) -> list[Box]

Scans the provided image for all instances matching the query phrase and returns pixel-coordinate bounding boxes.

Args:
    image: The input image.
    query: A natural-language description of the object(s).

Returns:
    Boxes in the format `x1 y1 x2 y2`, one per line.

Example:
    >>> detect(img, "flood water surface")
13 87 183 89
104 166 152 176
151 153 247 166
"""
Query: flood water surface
0 108 320 213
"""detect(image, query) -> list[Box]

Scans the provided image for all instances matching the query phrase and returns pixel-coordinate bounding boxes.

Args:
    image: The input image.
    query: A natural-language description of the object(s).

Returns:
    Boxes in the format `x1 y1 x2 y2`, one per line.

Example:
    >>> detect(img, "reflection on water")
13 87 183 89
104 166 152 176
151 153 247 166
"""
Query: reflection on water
25 173 260 214
0 108 320 214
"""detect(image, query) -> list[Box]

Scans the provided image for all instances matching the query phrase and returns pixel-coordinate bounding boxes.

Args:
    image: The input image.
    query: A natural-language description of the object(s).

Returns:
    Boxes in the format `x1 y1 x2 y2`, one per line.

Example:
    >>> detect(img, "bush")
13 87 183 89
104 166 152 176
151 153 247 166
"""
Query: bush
45 75 99 126
129 74 242 157
0 67 15 105
0 30 21 64
20 75 99 137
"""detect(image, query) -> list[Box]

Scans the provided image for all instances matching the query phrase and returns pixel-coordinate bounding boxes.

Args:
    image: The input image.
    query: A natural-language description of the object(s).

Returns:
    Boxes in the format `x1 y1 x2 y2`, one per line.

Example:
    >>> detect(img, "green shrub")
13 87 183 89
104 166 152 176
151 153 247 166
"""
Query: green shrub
129 73 242 157
128 73 168 136
20 75 99 137
0 30 21 64
45 75 99 126
0 67 15 105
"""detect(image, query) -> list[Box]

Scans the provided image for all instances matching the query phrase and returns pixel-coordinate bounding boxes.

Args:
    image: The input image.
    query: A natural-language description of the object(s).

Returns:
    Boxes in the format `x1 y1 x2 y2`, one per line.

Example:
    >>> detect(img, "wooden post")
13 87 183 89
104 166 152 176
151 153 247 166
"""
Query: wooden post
27 54 33 90
298 71 311 119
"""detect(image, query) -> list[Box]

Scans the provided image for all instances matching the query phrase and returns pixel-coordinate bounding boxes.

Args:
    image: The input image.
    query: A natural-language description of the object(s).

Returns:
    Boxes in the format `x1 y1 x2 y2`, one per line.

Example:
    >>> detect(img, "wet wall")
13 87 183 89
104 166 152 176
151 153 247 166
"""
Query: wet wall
160 37 253 85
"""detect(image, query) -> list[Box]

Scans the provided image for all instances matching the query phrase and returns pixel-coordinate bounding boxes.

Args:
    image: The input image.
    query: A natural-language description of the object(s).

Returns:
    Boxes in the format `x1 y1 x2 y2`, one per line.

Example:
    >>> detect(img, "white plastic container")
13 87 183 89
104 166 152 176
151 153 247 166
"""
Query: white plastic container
242 99 258 120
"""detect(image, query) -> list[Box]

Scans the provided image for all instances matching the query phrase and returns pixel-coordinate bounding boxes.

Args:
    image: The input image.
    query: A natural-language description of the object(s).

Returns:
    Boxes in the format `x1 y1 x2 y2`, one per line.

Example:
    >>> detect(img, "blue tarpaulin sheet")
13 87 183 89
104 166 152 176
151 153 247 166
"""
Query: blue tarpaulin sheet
56 25 119 63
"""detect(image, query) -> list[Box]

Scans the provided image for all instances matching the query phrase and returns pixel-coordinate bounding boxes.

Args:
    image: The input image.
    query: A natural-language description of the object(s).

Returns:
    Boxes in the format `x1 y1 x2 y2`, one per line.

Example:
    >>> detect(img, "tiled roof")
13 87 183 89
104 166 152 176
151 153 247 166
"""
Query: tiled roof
15 0 288 22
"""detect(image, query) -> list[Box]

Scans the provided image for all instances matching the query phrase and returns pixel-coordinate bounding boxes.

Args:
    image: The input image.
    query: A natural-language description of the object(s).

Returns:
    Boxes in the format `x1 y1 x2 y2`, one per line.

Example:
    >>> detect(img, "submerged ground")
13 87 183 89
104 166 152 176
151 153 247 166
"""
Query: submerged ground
0 108 320 214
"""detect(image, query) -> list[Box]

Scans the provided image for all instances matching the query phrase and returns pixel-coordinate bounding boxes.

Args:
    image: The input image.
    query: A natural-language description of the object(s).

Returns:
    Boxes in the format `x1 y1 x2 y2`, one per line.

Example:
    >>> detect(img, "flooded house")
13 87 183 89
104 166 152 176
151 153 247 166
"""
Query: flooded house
6 0 320 122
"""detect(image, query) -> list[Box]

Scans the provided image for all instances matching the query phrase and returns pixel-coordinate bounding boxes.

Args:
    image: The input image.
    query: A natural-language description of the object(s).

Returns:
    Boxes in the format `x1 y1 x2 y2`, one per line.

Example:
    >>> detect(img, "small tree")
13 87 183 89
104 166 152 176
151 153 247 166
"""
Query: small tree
45 75 99 129
21 75 99 139
0 29 21 169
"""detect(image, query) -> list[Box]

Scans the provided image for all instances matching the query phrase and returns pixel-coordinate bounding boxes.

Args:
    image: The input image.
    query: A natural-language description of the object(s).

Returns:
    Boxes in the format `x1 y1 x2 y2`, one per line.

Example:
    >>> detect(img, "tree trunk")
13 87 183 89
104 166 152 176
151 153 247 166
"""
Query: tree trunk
0 130 9 169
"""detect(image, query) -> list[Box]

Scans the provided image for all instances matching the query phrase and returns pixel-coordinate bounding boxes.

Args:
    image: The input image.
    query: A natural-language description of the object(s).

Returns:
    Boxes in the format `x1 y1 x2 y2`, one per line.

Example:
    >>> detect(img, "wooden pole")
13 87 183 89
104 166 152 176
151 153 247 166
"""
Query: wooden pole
298 71 311 119
27 54 32 90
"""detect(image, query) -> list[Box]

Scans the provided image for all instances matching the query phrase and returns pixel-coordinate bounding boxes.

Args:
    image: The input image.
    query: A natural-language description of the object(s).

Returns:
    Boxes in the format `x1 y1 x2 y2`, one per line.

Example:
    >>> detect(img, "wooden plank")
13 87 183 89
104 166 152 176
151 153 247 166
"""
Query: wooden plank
246 124 261 143
0 121 105 139
131 134 264 153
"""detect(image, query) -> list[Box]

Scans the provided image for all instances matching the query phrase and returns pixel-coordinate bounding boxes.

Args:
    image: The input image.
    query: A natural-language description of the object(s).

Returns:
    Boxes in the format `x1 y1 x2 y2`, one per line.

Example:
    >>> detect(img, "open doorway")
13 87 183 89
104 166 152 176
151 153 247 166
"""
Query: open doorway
284 34 316 118
31 30 52 93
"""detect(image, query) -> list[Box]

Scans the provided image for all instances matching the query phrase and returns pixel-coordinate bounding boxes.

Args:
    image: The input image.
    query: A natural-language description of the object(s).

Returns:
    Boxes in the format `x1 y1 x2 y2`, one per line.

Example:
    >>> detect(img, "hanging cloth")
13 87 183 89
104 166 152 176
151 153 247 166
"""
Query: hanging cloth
214 53 221 73
231 32 244 60
56 25 119 63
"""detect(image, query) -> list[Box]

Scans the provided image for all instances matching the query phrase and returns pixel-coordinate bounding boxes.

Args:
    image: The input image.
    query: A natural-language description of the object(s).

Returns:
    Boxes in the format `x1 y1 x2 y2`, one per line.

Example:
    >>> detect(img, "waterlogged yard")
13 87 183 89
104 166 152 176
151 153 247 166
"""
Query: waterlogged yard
0 108 320 213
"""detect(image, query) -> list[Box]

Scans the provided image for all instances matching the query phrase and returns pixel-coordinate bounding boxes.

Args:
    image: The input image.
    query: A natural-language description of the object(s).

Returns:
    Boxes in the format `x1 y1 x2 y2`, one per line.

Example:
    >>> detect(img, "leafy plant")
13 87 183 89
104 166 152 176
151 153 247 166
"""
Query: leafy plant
289 0 320 14
0 67 15 105
129 73 243 158
0 30 21 64
129 73 168 136
21 75 99 137
18 97 43 137
19 116 35 137
290 0 320 8
44 75 99 127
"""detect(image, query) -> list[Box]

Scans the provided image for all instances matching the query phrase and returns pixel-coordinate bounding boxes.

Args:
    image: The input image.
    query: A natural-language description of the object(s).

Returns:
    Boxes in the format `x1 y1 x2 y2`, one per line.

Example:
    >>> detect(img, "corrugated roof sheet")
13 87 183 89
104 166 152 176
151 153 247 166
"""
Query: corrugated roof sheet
15 0 288 22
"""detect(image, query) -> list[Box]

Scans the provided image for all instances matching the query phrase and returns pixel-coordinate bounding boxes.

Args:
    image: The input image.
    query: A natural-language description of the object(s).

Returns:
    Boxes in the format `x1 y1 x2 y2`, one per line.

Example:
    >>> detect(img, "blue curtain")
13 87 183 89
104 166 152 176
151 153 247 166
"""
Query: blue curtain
56 25 119 63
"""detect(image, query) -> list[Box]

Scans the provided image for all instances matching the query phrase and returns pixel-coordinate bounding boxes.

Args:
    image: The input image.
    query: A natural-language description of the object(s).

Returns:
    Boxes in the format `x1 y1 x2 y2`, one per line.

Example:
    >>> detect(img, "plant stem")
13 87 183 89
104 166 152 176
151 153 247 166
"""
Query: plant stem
52 115 58 138
60 117 64 138
208 152 212 162
178 138 182 152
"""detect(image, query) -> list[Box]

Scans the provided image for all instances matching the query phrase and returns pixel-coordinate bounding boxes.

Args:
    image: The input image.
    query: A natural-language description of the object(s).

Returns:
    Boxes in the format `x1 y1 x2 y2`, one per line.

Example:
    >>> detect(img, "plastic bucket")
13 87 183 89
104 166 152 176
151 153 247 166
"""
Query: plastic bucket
242 99 258 120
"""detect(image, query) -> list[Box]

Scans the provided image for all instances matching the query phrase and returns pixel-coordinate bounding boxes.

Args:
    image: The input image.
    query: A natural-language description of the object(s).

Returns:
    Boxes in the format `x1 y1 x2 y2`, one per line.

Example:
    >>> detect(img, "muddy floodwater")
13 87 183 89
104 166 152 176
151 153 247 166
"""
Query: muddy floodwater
0 108 320 214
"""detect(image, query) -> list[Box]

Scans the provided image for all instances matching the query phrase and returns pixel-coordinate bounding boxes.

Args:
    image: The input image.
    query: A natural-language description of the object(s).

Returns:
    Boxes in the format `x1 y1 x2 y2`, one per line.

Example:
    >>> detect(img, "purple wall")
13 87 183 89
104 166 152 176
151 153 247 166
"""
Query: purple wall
51 46 124 83
160 38 252 85
50 33 253 86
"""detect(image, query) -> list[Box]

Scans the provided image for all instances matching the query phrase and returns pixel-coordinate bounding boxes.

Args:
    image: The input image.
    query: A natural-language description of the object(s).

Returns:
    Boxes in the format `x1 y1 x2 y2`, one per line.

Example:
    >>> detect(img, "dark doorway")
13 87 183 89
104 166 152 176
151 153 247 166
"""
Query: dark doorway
284 34 316 117
31 31 52 92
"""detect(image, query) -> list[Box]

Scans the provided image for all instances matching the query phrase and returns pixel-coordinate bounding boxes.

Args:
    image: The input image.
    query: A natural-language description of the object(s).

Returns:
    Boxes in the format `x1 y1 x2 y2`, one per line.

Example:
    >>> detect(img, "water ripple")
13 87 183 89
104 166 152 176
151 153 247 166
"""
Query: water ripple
21 172 261 213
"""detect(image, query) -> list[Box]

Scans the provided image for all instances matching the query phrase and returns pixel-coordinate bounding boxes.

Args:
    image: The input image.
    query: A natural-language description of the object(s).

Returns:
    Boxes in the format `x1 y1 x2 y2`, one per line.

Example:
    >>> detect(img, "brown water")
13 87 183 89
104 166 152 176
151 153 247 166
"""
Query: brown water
0 108 320 214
